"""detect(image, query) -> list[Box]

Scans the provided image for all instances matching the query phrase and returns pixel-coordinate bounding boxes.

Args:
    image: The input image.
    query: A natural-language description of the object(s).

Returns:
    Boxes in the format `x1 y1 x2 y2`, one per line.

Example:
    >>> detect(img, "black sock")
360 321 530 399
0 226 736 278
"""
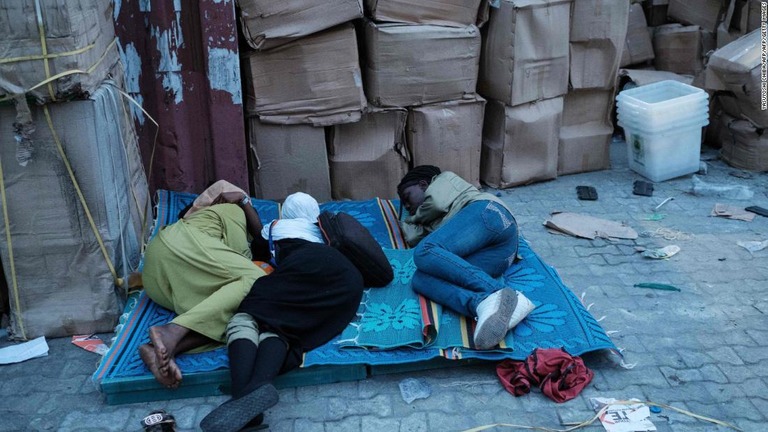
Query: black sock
227 339 258 399
242 336 288 396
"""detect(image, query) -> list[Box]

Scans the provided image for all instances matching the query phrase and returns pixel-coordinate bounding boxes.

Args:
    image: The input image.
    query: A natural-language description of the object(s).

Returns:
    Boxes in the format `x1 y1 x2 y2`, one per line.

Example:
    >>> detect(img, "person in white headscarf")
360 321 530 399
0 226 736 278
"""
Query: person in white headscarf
281 192 320 220
201 193 366 432
261 192 323 247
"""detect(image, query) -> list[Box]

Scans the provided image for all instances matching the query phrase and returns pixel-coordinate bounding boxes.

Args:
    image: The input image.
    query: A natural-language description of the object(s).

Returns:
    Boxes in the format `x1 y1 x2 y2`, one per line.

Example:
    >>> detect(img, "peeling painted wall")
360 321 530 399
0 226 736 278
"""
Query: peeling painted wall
207 47 242 105
114 0 248 195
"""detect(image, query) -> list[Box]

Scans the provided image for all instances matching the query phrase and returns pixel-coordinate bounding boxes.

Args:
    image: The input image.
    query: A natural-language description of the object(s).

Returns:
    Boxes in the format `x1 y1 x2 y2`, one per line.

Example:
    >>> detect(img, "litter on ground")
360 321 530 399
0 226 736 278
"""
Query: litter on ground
0 337 49 365
710 204 756 222
641 245 680 259
544 212 638 240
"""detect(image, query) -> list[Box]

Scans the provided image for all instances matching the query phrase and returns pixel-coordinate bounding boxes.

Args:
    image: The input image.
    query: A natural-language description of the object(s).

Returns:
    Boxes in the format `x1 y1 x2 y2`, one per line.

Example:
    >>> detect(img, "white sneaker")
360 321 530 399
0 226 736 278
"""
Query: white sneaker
508 291 535 330
473 288 516 350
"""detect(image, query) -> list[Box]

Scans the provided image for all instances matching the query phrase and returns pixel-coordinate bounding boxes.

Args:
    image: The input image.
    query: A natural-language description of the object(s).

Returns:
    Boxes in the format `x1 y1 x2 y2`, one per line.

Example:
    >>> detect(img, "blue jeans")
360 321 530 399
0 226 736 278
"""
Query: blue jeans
411 201 518 318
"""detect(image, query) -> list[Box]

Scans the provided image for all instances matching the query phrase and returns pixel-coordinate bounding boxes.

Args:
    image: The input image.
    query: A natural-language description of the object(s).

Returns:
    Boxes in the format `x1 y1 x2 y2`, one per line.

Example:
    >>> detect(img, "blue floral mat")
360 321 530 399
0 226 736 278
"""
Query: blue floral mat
93 190 616 402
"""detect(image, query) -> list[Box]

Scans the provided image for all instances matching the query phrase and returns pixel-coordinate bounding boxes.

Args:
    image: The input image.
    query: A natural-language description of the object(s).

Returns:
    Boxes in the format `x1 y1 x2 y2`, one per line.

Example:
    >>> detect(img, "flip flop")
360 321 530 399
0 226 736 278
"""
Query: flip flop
200 383 278 432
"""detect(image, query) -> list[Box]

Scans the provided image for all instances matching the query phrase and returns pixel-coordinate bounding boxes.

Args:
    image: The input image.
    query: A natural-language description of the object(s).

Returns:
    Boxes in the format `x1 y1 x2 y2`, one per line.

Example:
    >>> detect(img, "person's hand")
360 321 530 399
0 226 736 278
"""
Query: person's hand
213 191 248 205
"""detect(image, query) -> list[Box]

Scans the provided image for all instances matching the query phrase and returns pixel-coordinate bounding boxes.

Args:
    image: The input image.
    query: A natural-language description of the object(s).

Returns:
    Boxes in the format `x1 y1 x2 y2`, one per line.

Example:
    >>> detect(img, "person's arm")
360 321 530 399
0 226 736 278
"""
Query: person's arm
213 192 270 260
240 201 270 260
400 220 427 248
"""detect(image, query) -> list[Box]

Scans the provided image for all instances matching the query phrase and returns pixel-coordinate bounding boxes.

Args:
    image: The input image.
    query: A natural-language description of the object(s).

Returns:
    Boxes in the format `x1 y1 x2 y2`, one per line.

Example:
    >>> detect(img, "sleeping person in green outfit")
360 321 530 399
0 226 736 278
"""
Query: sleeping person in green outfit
138 189 269 388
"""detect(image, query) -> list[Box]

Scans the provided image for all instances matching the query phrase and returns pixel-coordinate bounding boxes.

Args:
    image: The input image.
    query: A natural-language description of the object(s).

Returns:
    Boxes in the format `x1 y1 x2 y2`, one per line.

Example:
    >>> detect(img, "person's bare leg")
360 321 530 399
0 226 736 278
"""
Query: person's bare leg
148 323 188 384
138 343 181 388
149 323 215 386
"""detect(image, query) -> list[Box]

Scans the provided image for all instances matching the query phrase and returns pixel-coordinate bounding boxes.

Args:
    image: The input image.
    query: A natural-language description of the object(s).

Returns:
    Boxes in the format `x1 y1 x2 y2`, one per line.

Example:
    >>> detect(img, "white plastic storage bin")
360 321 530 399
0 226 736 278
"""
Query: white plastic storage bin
623 121 707 182
617 80 707 114
617 80 709 182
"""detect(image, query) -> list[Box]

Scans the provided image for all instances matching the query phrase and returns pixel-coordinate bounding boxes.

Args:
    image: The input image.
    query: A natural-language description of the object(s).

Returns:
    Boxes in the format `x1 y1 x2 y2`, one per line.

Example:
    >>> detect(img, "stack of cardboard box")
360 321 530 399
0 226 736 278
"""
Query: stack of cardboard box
0 1 150 339
247 0 764 198
328 1 488 199
242 0 639 195
560 0 630 176
705 30 768 171
240 0 488 200
362 12 485 189
478 0 571 188
240 0 366 201
622 0 724 78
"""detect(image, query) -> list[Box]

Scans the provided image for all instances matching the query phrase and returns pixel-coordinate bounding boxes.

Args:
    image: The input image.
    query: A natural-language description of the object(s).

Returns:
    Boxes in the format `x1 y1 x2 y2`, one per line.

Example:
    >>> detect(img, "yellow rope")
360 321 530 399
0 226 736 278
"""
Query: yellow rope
43 106 121 287
0 43 97 64
33 0 55 101
0 154 27 340
0 38 118 104
461 399 743 432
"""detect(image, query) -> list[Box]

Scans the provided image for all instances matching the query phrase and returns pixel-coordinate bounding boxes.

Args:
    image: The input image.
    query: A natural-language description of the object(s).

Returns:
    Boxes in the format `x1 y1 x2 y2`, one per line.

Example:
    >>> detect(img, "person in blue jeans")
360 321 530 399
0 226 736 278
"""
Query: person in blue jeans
398 165 535 350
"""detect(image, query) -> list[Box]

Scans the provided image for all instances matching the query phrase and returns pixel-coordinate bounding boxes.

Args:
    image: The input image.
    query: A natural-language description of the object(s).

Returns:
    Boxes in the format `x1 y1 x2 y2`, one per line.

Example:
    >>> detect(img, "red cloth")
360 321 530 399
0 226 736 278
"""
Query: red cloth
496 348 594 403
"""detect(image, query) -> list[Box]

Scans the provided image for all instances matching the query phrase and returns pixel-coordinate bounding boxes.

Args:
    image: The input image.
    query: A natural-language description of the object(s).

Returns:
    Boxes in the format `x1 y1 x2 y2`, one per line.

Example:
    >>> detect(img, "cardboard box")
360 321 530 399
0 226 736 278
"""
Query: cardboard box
479 0 570 107
481 97 563 188
0 82 150 339
643 0 669 26
558 125 613 176
570 0 630 90
718 90 768 128
362 21 481 108
407 96 486 187
327 109 409 200
562 90 614 128
704 94 725 148
558 90 614 175
238 0 363 50
668 0 725 33
702 30 718 56
717 0 762 48
620 3 655 67
652 24 704 75
0 0 119 103
243 24 366 126
248 119 332 202
708 29 765 127
620 68 694 86
363 0 483 26
718 113 768 171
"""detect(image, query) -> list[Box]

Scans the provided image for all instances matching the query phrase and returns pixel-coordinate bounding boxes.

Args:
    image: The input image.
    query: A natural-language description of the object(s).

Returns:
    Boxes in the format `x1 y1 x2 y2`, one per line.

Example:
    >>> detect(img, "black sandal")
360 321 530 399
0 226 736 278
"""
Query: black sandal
200 384 278 432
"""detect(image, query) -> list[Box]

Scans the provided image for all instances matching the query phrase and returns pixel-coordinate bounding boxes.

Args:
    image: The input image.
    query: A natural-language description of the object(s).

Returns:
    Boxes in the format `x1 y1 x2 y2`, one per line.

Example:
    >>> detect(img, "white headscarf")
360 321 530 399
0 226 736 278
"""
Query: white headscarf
281 192 320 221
261 192 324 244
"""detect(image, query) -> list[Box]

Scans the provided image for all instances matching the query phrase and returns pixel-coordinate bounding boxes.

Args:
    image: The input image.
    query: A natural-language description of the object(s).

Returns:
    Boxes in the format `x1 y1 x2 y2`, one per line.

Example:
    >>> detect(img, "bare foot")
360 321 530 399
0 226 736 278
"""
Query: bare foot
138 343 181 388
148 324 187 385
